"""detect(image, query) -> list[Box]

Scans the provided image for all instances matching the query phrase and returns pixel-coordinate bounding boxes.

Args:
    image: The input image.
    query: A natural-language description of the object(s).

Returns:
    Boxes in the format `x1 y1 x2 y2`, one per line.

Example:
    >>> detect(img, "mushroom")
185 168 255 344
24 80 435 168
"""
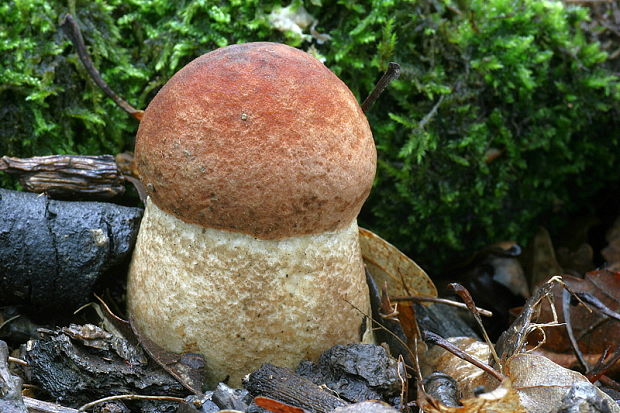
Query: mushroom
127 42 376 386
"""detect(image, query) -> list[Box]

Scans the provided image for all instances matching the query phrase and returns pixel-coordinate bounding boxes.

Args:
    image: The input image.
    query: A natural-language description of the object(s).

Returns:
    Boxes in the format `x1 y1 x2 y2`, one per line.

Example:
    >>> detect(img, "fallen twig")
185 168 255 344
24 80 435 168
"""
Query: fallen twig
24 397 80 413
562 288 589 372
8 356 28 366
422 330 506 382
448 283 501 367
391 295 493 317
59 14 144 121
77 394 187 412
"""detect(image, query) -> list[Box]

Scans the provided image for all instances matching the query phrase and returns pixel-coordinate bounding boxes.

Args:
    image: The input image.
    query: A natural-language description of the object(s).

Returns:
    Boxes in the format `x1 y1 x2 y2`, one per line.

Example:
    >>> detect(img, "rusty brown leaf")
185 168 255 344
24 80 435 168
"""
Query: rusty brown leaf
359 228 437 298
535 270 620 354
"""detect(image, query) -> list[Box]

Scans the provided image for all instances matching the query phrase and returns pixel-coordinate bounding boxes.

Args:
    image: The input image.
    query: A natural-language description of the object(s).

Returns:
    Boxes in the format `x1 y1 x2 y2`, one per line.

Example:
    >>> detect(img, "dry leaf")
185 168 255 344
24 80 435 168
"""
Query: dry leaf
524 227 564 289
527 346 620 377
535 270 620 354
359 228 437 298
507 353 620 413
423 337 492 398
254 396 307 413
418 378 525 413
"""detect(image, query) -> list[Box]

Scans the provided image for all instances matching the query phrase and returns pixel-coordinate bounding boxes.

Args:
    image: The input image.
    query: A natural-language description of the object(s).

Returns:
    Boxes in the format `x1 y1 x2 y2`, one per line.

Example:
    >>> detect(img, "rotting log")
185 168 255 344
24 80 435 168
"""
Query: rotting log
0 155 124 199
0 188 142 311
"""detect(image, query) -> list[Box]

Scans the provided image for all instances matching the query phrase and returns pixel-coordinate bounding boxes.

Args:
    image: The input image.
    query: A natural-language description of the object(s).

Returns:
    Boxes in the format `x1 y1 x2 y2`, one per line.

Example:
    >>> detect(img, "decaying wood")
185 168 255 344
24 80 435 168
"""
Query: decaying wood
0 155 124 199
0 340 27 413
21 324 188 410
0 188 143 311
244 364 348 413
296 344 402 404
23 397 79 413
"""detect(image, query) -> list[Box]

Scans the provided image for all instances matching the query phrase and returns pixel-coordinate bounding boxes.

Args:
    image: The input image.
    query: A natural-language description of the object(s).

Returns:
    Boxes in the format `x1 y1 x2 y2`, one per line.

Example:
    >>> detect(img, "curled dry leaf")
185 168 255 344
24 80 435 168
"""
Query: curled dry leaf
523 227 564 290
506 353 620 413
423 337 492 398
418 378 525 413
535 270 620 354
527 346 620 378
359 228 437 298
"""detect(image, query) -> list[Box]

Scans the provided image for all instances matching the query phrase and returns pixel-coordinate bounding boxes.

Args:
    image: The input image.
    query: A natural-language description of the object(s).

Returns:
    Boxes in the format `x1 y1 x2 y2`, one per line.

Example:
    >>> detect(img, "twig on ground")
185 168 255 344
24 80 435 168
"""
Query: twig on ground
59 14 144 121
391 295 493 317
574 291 620 322
562 289 589 372
24 396 80 413
77 394 186 412
8 356 28 366
448 283 501 367
422 330 506 383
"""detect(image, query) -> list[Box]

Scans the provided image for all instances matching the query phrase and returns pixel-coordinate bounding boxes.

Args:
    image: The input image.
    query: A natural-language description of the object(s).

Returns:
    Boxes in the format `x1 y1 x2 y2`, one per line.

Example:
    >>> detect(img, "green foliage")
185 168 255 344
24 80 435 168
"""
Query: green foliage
1 0 619 270
320 0 620 269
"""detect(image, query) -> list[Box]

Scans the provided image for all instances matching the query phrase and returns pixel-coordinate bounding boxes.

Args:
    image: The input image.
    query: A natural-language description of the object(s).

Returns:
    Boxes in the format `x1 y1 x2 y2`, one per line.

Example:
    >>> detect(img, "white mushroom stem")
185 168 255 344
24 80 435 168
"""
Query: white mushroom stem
127 198 372 386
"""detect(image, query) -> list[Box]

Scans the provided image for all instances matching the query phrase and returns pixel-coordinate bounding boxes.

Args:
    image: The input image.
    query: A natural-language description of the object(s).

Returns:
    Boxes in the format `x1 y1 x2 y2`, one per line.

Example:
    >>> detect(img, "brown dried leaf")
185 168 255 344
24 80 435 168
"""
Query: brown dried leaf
525 227 564 289
359 228 437 298
397 301 419 348
418 378 525 413
527 346 620 377
536 270 620 354
423 337 491 398
506 353 620 413
254 396 307 413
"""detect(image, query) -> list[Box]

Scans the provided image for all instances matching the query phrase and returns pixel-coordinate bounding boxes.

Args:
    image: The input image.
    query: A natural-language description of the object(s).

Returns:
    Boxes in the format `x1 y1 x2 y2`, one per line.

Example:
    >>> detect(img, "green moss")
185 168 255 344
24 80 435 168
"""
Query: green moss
2 0 619 270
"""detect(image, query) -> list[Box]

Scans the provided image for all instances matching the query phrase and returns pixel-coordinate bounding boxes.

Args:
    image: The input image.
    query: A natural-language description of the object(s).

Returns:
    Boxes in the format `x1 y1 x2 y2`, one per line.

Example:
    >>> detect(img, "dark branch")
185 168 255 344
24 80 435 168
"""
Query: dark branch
422 330 506 383
59 14 144 121
562 289 589 372
361 62 400 113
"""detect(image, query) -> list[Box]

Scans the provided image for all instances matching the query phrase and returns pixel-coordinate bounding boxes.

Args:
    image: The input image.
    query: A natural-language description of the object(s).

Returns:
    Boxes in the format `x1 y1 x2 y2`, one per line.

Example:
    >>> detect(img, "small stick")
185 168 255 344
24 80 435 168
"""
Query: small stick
361 62 400 113
77 394 186 412
24 396 80 413
574 291 620 322
245 364 348 413
599 375 620 391
422 330 506 383
448 283 501 367
587 346 620 383
562 289 589 372
8 356 28 366
391 295 493 317
59 14 144 121
0 314 20 330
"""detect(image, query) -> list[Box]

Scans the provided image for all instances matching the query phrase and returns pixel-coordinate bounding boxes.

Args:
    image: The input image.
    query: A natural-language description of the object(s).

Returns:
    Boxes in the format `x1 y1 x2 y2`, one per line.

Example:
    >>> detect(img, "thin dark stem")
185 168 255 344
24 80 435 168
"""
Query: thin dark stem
562 289 589 372
587 346 620 383
361 62 400 113
391 295 493 317
422 330 506 383
60 14 144 121
448 283 501 366
575 291 620 322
